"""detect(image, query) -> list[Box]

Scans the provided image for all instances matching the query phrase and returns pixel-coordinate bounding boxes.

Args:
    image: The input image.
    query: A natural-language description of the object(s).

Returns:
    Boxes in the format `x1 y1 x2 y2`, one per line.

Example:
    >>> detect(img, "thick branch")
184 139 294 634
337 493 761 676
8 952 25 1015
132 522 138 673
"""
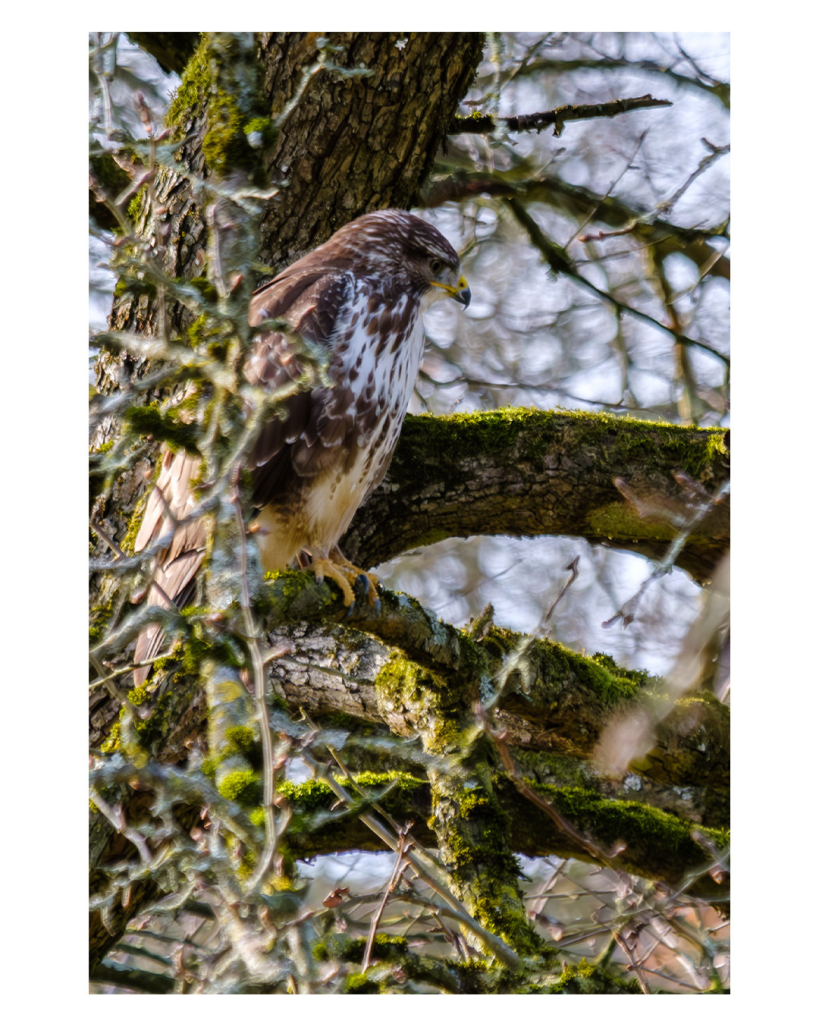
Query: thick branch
275 773 727 905
342 409 729 583
258 591 728 826
90 576 729 967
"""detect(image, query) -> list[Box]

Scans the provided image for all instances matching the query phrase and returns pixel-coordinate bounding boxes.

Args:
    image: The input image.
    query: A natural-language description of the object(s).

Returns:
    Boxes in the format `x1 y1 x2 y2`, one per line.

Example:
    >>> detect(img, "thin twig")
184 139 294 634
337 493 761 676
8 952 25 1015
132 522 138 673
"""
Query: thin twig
657 140 730 217
235 473 286 892
614 931 651 993
486 722 628 872
362 830 410 971
506 197 729 366
302 751 521 969
90 518 126 560
482 557 580 712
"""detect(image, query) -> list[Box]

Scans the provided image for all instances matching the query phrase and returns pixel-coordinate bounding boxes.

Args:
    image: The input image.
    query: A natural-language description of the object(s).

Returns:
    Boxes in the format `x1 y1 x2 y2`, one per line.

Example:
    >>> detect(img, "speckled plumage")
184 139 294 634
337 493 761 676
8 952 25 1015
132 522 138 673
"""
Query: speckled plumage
133 210 470 682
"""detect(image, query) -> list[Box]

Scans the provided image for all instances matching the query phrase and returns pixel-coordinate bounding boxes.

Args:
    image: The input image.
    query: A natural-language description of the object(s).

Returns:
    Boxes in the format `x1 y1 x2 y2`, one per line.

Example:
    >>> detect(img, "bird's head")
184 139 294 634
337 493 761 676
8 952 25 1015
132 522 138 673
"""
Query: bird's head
330 210 471 308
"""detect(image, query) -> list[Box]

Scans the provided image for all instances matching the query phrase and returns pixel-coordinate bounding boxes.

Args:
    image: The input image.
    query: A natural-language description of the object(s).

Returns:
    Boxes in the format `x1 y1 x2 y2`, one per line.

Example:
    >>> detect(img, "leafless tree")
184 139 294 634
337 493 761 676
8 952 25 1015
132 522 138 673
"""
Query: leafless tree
89 32 729 994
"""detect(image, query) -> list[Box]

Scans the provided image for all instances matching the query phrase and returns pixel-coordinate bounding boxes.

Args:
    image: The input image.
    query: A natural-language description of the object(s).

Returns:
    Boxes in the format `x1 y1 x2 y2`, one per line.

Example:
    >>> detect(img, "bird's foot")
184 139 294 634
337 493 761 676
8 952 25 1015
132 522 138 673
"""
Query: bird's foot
311 552 381 610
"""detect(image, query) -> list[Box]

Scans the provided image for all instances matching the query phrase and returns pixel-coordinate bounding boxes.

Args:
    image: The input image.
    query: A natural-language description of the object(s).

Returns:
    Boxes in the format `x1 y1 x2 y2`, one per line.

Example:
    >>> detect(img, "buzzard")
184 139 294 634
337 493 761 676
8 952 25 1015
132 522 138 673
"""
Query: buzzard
132 210 470 682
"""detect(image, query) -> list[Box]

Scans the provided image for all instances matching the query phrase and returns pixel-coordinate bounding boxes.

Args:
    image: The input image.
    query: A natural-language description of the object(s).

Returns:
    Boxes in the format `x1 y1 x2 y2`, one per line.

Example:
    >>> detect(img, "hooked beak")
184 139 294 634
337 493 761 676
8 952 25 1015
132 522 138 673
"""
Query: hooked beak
453 276 471 307
431 274 471 308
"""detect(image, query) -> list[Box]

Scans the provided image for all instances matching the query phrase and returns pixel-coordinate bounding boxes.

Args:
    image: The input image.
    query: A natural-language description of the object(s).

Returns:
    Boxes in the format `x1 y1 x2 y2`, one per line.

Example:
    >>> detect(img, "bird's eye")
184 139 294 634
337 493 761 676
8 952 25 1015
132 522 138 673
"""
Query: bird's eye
429 258 443 276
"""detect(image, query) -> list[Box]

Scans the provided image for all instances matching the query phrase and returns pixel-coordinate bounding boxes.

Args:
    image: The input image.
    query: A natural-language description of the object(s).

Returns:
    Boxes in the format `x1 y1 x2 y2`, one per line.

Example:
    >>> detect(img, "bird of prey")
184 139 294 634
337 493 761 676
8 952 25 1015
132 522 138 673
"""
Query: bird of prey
132 210 471 683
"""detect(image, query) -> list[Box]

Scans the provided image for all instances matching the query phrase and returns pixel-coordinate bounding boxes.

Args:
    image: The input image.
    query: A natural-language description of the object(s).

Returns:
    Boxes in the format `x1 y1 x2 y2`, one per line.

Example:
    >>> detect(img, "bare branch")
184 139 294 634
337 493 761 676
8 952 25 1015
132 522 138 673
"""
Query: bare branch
448 95 672 136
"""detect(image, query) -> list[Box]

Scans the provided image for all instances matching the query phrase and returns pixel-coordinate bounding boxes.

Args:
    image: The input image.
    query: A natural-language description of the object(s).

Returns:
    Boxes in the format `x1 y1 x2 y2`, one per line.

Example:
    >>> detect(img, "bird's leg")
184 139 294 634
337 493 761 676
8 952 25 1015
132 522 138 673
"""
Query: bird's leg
309 547 381 608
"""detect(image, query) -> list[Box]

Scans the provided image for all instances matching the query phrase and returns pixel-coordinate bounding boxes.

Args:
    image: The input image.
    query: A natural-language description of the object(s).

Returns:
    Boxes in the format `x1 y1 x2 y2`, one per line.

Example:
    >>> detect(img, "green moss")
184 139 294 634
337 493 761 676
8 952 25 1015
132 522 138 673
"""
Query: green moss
188 276 218 305
375 644 549 957
430 777 548 959
127 184 147 223
552 642 638 704
511 748 593 788
218 768 261 805
124 405 201 455
254 568 340 620
121 491 149 556
314 933 408 963
128 685 149 706
89 599 114 646
100 721 121 754
202 90 247 174
276 777 334 812
407 527 450 549
113 276 158 303
343 973 380 994
224 725 257 757
490 634 641 721
374 654 479 757
243 116 277 148
397 408 727 504
128 685 186 752
398 408 557 472
277 772 424 813
590 651 649 687
180 605 210 619
166 38 211 133
180 619 244 676
549 958 641 994
528 780 729 861
166 36 268 177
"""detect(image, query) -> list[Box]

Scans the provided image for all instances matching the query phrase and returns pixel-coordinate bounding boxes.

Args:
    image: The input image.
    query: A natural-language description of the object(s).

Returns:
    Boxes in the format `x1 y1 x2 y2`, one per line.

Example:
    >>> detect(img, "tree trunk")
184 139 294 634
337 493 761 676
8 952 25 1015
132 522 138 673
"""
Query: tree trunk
89 30 486 972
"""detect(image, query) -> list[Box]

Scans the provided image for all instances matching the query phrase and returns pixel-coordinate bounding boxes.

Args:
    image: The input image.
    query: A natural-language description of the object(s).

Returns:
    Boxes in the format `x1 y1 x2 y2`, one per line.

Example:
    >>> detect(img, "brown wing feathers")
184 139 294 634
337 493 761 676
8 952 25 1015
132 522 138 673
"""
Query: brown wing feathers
132 257 351 681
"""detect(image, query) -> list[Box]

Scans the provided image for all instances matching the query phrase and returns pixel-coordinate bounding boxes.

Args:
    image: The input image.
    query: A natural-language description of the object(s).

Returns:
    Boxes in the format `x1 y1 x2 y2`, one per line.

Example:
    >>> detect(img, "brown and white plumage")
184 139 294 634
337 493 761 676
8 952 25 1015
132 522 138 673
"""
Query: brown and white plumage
133 210 470 683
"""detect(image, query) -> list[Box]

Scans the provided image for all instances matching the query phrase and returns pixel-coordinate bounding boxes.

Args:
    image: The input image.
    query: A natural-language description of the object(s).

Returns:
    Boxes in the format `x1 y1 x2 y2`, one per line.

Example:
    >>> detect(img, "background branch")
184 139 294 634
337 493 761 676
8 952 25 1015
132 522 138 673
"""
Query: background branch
448 95 672 135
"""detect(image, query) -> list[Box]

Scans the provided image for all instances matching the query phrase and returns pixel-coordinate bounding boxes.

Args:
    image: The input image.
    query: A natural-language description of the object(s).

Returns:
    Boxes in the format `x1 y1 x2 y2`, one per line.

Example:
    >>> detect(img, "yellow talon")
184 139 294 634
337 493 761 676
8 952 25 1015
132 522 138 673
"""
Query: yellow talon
310 551 380 607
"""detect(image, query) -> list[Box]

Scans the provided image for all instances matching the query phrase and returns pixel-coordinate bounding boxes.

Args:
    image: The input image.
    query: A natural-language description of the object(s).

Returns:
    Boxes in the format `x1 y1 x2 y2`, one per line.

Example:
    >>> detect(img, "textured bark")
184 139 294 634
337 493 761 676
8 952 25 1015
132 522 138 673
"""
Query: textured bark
276 775 726 905
89 574 730 971
255 33 485 271
102 32 483 342
252 611 729 830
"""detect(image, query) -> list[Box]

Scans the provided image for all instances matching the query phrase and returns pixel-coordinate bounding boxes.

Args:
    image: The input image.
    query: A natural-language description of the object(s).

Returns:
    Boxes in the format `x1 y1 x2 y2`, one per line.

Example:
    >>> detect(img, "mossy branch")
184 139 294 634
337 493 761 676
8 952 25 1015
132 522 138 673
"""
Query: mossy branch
273 773 728 905
342 409 729 583
256 583 728 826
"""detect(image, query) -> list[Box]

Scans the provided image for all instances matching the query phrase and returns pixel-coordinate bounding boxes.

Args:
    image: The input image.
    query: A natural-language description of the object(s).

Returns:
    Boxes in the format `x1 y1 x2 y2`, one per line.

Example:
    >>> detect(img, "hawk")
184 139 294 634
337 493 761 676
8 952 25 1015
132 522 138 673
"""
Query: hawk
132 210 470 682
